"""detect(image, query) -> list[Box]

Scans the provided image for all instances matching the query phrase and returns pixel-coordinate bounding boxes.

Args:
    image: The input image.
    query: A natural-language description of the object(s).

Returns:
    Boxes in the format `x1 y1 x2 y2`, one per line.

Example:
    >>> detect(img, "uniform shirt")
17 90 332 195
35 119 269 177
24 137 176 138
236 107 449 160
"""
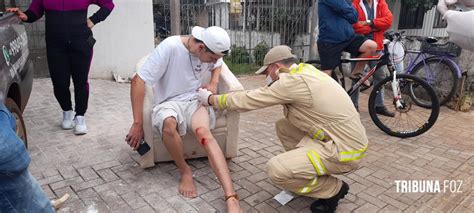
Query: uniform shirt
138 36 223 106
212 64 368 161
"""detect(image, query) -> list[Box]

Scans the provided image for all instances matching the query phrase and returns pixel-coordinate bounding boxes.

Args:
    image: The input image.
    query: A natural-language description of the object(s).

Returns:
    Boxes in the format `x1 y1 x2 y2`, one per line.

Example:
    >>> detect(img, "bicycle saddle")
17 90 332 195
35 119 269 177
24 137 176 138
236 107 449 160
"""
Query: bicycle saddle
424 37 438 43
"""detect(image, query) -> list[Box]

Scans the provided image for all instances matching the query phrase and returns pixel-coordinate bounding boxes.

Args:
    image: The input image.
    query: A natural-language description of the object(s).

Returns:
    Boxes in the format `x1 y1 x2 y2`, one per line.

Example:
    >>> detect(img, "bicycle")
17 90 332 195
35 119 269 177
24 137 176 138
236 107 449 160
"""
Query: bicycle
402 36 463 106
357 33 463 106
306 31 440 138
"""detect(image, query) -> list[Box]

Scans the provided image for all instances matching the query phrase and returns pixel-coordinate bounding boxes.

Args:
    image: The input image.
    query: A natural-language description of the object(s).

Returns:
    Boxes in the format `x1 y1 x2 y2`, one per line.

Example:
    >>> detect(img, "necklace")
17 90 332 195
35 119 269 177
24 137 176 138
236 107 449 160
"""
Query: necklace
186 37 202 80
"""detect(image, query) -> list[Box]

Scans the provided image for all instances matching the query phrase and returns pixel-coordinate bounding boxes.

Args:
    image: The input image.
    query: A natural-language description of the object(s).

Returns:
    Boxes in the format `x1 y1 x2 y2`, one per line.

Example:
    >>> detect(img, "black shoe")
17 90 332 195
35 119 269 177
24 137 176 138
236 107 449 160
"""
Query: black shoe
310 181 349 213
375 106 395 117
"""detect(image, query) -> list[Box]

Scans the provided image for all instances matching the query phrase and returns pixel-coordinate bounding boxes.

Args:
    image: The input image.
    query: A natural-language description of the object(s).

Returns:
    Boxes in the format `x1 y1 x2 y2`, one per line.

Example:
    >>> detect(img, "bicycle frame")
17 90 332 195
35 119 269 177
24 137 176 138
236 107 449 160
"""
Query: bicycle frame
346 52 393 96
346 39 405 109
404 50 463 79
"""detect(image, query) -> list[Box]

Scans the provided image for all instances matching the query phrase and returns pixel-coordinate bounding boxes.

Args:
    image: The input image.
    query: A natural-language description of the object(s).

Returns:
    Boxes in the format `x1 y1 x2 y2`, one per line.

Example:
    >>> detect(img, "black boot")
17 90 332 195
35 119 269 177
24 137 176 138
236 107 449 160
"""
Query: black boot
375 106 395 117
310 181 349 213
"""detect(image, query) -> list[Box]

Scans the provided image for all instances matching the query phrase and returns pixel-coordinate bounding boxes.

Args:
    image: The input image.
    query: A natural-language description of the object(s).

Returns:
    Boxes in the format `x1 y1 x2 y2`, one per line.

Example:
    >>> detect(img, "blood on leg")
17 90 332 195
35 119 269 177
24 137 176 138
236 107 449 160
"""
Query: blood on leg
195 127 209 146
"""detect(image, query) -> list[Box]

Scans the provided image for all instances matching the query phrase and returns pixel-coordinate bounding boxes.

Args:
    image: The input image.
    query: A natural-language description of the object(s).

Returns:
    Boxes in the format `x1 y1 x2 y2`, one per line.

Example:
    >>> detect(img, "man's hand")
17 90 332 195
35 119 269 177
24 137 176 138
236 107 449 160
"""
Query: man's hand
197 88 212 106
87 18 95 29
125 123 144 150
201 82 218 94
6 8 28 21
357 20 368 26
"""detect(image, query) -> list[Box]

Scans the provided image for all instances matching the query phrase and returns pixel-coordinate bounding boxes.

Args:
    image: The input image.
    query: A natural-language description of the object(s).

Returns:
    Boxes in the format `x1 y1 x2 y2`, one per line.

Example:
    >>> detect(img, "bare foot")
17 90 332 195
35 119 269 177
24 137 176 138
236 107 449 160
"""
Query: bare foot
178 168 197 198
226 197 243 213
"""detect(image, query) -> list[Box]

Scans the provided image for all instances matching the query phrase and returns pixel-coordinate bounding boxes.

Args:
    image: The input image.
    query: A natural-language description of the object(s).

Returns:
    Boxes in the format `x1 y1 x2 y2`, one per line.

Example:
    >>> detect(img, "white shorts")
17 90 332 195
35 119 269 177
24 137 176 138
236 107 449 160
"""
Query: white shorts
151 99 215 137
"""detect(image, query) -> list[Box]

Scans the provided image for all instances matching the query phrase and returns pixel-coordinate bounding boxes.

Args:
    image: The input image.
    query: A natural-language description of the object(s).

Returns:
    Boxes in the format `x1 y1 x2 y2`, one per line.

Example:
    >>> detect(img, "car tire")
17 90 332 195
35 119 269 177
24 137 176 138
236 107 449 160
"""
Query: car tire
5 98 28 147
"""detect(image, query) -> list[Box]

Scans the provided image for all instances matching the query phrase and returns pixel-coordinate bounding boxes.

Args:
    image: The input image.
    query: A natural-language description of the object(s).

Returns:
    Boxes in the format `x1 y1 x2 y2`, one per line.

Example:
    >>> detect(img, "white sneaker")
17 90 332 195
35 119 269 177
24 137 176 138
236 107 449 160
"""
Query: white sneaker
62 110 75 129
74 116 88 135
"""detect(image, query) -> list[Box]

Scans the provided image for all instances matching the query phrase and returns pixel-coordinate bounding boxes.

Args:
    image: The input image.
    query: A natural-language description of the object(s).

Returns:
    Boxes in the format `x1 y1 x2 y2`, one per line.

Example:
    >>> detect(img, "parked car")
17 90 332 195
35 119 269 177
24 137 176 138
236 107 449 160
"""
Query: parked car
0 10 34 146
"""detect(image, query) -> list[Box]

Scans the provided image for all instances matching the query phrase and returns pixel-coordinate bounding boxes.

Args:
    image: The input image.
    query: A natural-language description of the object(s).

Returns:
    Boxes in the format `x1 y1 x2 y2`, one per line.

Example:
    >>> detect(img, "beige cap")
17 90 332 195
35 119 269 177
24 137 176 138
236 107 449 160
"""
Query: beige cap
255 45 296 74
192 26 230 56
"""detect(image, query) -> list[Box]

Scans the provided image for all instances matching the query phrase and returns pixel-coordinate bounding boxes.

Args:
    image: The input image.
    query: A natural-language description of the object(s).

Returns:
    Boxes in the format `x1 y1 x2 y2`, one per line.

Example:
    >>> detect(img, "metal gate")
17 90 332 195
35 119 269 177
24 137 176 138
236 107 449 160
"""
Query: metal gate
153 0 314 74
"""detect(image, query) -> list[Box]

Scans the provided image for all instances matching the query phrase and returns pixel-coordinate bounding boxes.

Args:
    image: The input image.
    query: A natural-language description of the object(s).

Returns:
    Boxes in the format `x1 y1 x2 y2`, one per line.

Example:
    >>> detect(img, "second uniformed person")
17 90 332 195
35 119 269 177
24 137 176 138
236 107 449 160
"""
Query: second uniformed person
198 45 369 213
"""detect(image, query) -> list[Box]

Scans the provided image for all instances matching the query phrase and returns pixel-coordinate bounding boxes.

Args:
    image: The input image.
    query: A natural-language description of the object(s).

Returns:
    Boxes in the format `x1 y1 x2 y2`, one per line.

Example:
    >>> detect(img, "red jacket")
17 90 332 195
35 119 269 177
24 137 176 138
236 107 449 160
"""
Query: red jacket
352 0 392 50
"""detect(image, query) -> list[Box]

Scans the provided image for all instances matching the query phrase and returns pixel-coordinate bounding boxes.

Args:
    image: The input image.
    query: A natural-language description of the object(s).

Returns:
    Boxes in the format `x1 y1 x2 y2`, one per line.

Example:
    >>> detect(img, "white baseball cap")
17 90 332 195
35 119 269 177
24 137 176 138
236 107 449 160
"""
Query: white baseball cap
192 26 230 56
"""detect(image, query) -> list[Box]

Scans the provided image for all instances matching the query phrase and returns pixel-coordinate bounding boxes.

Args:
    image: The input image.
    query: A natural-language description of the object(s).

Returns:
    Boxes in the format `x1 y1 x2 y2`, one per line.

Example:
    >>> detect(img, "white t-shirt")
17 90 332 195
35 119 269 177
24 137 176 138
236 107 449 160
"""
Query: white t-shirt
138 36 223 105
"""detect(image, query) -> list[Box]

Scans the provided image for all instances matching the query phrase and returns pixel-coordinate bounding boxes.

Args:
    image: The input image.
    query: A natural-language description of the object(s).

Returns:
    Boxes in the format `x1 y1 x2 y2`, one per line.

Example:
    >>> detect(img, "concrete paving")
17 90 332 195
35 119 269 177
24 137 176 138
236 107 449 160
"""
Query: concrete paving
24 76 473 212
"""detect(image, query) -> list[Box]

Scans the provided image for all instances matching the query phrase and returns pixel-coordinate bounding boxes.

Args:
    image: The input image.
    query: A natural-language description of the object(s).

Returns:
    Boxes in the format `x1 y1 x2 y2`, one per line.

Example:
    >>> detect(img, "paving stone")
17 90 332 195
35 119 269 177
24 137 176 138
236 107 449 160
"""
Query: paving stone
77 167 99 181
244 190 272 206
255 201 278 212
71 178 105 191
92 160 122 171
41 185 55 199
195 175 220 190
57 166 79 179
354 202 379 213
50 176 84 190
165 195 197 212
287 196 314 211
247 171 268 183
96 168 120 182
356 192 387 208
187 197 217 213
23 77 473 212
56 199 86 213
37 174 64 186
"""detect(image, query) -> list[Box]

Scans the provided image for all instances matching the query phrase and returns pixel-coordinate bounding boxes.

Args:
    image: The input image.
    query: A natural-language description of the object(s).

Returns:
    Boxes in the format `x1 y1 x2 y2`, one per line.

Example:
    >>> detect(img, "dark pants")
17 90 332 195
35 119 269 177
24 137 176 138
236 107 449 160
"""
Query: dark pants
46 37 94 116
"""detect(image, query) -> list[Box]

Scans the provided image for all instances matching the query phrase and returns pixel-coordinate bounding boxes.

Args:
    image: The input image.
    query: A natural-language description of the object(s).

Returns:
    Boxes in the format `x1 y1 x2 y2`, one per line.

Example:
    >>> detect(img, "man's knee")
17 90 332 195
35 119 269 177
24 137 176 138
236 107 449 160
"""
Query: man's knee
194 126 213 146
162 117 178 137
267 156 291 185
360 40 377 53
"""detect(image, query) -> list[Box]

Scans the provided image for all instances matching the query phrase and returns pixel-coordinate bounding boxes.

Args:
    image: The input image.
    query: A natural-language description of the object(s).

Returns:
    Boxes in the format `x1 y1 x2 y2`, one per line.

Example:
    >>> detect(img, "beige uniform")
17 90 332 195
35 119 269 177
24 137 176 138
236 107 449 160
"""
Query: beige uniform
212 63 369 199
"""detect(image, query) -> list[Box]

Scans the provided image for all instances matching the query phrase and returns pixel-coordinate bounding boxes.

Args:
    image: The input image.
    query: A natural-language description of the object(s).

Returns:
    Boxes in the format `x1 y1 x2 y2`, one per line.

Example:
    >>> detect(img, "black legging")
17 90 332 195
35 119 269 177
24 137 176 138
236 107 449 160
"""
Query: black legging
46 37 93 116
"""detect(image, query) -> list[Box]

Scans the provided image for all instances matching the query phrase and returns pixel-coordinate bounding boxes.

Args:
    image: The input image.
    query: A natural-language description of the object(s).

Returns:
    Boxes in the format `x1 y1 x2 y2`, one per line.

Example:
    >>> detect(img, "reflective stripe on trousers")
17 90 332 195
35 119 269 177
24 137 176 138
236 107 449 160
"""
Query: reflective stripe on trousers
299 176 318 194
339 145 367 162
307 150 327 176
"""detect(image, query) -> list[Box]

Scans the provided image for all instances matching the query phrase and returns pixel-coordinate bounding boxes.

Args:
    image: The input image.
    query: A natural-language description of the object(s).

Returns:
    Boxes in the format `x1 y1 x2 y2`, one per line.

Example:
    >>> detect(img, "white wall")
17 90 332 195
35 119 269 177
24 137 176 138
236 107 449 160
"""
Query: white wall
88 0 155 79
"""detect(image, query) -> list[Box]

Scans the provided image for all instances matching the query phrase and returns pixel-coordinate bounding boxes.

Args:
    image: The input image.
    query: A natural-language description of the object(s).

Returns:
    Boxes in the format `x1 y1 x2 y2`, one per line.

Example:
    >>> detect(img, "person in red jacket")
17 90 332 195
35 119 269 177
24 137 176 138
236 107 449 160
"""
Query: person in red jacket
351 0 394 117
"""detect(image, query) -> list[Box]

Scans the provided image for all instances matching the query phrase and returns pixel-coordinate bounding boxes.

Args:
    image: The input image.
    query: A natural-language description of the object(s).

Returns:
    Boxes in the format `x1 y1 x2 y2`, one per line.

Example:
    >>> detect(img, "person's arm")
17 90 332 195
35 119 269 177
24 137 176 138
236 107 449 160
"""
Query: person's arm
125 75 146 150
352 2 372 35
202 66 221 94
202 75 311 112
125 41 171 149
89 0 115 26
372 0 393 31
6 0 44 23
320 0 358 24
0 105 30 175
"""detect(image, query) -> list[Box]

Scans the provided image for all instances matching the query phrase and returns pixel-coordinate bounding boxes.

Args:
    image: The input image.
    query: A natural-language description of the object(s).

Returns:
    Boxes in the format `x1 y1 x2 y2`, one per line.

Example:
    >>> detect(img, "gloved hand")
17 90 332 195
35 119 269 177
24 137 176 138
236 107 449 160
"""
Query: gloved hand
197 88 212 106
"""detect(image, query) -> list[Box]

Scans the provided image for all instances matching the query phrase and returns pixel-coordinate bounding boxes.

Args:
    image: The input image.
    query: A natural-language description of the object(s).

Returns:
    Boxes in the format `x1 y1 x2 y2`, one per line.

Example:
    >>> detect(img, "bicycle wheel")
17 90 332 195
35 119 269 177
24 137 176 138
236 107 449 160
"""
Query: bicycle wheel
410 57 458 106
368 74 440 138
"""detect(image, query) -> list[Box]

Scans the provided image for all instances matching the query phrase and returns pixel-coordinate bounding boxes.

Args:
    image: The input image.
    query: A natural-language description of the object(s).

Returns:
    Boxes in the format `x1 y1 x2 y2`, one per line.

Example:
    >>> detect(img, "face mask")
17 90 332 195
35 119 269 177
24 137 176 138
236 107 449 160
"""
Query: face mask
265 75 274 86
265 69 279 86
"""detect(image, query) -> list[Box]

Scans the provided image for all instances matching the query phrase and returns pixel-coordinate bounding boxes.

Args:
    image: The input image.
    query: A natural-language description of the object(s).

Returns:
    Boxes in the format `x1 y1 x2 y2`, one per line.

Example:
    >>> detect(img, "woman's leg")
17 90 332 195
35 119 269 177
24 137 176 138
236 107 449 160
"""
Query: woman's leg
69 37 93 116
46 39 72 112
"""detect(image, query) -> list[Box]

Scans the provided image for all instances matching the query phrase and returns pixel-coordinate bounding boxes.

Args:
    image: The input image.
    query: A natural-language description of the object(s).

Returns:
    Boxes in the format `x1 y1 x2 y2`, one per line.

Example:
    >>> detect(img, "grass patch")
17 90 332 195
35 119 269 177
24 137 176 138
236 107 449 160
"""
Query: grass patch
224 59 260 76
